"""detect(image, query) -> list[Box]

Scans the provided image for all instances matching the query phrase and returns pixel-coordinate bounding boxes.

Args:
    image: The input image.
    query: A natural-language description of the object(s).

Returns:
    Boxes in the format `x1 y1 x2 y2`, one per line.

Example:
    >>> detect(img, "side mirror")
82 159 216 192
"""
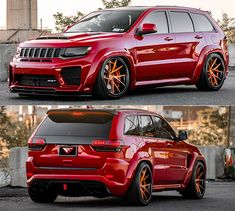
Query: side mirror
136 23 157 36
178 130 188 141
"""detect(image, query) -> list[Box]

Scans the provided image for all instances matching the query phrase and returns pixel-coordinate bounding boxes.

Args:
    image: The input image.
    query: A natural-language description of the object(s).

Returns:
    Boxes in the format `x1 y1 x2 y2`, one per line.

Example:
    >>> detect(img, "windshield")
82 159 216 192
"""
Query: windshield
67 10 144 33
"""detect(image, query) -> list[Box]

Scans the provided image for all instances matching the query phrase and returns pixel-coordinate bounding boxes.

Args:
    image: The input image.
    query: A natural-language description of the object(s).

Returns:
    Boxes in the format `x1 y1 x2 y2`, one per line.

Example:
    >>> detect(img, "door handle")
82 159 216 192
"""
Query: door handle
195 35 203 39
164 37 174 41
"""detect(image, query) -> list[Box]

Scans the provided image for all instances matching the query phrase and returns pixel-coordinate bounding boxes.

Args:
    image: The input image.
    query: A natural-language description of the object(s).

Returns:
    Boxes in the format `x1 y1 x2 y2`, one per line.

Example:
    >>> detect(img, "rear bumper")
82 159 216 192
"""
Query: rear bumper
26 157 131 197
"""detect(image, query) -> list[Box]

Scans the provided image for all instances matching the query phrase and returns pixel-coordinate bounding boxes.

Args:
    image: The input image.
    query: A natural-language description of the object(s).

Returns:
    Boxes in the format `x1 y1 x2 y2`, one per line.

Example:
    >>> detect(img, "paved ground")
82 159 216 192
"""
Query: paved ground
0 182 235 211
0 69 234 105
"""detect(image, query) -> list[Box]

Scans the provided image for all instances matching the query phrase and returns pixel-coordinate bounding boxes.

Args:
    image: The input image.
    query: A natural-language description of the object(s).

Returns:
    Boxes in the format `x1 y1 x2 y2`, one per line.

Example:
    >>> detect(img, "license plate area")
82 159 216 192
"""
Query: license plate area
59 146 77 157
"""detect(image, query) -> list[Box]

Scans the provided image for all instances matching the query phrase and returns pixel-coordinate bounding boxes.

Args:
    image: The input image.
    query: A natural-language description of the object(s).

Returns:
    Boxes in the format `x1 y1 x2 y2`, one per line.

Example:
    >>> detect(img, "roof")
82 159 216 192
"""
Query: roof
104 5 205 13
47 108 158 116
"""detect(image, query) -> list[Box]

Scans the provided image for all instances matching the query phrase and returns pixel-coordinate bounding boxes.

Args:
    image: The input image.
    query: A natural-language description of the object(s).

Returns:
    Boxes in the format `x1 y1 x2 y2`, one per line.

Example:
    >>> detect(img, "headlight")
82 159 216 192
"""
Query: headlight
61 47 91 58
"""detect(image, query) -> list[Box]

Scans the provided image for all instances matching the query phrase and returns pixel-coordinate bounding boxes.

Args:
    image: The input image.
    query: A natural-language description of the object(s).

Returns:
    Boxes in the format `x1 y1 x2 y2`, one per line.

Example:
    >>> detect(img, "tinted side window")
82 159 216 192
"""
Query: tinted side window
191 13 214 32
153 116 176 140
124 115 140 136
140 116 155 137
142 11 168 34
170 12 194 33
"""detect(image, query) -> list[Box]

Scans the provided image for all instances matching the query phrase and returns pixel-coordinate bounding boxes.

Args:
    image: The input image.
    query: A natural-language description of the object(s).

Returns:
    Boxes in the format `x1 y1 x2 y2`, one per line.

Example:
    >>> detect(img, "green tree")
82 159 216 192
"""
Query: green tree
217 13 235 42
188 107 229 146
53 0 132 32
53 11 84 32
0 106 36 150
102 0 131 8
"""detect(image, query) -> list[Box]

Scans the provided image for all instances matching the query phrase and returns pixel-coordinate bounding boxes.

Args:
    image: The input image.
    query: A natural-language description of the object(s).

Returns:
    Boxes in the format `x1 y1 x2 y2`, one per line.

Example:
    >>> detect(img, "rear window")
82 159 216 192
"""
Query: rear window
191 13 214 32
36 110 114 139
170 11 194 33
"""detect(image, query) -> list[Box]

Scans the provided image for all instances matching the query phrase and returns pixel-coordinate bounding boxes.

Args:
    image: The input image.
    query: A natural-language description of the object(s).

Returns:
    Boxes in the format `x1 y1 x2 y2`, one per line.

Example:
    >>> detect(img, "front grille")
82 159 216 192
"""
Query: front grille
20 48 61 58
61 67 82 85
17 75 59 87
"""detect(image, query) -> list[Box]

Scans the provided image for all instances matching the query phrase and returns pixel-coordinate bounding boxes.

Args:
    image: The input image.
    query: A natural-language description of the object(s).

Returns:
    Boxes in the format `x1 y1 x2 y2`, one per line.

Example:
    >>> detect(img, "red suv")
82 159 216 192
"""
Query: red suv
9 6 229 99
26 109 206 206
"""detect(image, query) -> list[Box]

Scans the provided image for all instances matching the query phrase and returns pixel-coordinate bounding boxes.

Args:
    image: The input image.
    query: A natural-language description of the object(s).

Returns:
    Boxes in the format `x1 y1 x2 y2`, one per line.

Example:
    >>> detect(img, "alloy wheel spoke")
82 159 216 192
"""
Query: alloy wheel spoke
111 65 123 74
113 77 126 87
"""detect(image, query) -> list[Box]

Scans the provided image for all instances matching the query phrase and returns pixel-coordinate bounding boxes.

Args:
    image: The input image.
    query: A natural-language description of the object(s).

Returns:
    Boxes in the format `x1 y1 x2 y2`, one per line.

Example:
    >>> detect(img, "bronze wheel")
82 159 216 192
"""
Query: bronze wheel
93 57 130 99
196 53 225 91
139 166 152 202
124 162 152 206
207 57 224 88
180 161 206 199
195 163 206 195
103 58 129 96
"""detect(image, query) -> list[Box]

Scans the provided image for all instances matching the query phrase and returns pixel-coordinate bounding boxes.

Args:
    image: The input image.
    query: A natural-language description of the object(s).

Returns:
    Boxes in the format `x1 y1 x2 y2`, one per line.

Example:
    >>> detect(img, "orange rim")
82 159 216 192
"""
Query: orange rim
103 59 127 95
139 167 152 201
207 57 224 87
195 165 205 195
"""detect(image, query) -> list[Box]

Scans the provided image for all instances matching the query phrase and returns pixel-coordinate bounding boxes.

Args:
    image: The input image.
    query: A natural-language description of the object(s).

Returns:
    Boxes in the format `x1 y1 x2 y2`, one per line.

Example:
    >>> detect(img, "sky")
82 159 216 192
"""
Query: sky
0 0 235 30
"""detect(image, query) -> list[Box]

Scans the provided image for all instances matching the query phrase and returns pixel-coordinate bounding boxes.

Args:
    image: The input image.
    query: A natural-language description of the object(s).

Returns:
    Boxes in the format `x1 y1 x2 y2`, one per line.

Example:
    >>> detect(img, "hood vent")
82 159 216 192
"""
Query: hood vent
36 36 68 40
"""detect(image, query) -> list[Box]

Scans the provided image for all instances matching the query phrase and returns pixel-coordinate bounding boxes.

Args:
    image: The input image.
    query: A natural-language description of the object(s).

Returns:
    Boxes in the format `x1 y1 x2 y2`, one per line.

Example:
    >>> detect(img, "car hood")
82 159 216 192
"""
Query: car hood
20 32 124 47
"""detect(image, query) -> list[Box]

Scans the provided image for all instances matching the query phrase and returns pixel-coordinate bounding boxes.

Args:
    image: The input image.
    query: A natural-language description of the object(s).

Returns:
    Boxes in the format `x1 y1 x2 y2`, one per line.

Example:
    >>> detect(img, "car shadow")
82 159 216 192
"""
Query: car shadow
11 86 201 102
52 194 186 208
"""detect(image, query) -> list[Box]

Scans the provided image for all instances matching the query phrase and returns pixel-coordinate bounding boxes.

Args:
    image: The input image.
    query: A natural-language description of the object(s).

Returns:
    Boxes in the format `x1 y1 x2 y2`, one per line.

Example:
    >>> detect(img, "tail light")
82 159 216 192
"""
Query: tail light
28 138 46 151
91 140 122 152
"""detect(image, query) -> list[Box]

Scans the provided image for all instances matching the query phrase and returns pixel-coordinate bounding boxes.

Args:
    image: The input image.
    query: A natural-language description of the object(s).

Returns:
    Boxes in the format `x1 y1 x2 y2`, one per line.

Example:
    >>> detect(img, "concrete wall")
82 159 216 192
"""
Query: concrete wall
229 43 235 66
0 29 44 43
199 147 225 180
9 147 28 187
0 44 18 82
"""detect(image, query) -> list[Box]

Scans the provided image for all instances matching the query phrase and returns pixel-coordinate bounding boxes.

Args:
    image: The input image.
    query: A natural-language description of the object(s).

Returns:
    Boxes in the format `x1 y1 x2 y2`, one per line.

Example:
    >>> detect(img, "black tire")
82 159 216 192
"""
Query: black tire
28 185 58 203
93 57 130 100
196 53 225 91
180 162 206 199
124 162 153 206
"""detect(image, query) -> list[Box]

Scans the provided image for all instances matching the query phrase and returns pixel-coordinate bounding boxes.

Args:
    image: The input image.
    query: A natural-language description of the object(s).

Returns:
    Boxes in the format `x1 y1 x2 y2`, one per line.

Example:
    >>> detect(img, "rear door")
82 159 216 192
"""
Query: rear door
169 10 207 78
139 115 166 185
152 116 188 185
33 110 114 170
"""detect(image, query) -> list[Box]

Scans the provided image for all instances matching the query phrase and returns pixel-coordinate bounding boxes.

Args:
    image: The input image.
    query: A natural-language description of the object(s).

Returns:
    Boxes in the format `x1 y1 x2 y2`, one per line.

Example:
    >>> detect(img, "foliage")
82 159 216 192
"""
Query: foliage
0 106 36 150
53 11 84 32
102 0 131 8
217 13 235 42
53 0 132 32
188 107 229 146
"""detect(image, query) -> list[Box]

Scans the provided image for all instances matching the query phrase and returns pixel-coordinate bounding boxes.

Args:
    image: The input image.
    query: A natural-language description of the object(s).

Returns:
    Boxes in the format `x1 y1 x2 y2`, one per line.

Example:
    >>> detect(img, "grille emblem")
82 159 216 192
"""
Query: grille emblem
59 146 77 156
62 147 74 154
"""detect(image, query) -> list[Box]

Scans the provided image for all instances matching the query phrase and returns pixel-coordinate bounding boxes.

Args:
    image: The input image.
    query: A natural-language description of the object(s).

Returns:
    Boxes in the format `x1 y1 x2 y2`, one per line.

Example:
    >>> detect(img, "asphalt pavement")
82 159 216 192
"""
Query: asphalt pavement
0 68 234 105
0 182 235 211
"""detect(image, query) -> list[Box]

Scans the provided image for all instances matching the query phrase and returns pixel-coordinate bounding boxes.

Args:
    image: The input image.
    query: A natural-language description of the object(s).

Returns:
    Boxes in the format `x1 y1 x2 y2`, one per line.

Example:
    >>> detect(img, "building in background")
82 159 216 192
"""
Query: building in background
0 0 50 43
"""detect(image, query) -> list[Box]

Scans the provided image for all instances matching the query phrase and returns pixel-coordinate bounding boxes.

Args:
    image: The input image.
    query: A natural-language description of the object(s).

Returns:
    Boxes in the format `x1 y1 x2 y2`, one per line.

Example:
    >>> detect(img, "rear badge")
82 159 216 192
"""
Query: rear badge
59 146 77 156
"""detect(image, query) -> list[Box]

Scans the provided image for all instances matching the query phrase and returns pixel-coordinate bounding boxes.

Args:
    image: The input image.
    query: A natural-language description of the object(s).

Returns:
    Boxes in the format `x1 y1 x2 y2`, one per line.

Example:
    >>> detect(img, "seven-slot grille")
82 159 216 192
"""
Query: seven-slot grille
20 48 61 58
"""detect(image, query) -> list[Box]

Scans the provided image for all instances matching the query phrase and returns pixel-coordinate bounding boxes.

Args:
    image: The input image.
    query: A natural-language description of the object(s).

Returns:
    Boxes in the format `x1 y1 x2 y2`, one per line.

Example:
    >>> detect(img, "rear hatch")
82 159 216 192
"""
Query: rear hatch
29 110 116 170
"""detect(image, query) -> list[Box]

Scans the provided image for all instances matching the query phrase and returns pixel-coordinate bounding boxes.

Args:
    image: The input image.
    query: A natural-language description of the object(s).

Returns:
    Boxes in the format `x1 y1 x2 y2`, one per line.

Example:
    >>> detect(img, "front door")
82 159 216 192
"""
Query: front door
135 10 177 82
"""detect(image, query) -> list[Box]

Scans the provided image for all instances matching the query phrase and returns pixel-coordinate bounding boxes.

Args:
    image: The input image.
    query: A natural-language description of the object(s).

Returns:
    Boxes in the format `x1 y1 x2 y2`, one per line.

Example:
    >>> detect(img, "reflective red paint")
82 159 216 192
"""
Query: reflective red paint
26 109 206 205
9 6 229 99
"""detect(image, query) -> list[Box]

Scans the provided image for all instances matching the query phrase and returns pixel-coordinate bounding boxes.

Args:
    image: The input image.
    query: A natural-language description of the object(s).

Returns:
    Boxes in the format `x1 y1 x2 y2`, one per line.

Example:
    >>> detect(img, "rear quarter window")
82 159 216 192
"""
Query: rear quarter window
36 111 114 139
191 13 214 32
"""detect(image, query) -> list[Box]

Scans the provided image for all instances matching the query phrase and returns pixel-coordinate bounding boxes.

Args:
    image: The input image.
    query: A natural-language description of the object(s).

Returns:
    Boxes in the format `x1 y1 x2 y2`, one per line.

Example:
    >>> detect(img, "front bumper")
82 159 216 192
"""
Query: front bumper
9 54 98 95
